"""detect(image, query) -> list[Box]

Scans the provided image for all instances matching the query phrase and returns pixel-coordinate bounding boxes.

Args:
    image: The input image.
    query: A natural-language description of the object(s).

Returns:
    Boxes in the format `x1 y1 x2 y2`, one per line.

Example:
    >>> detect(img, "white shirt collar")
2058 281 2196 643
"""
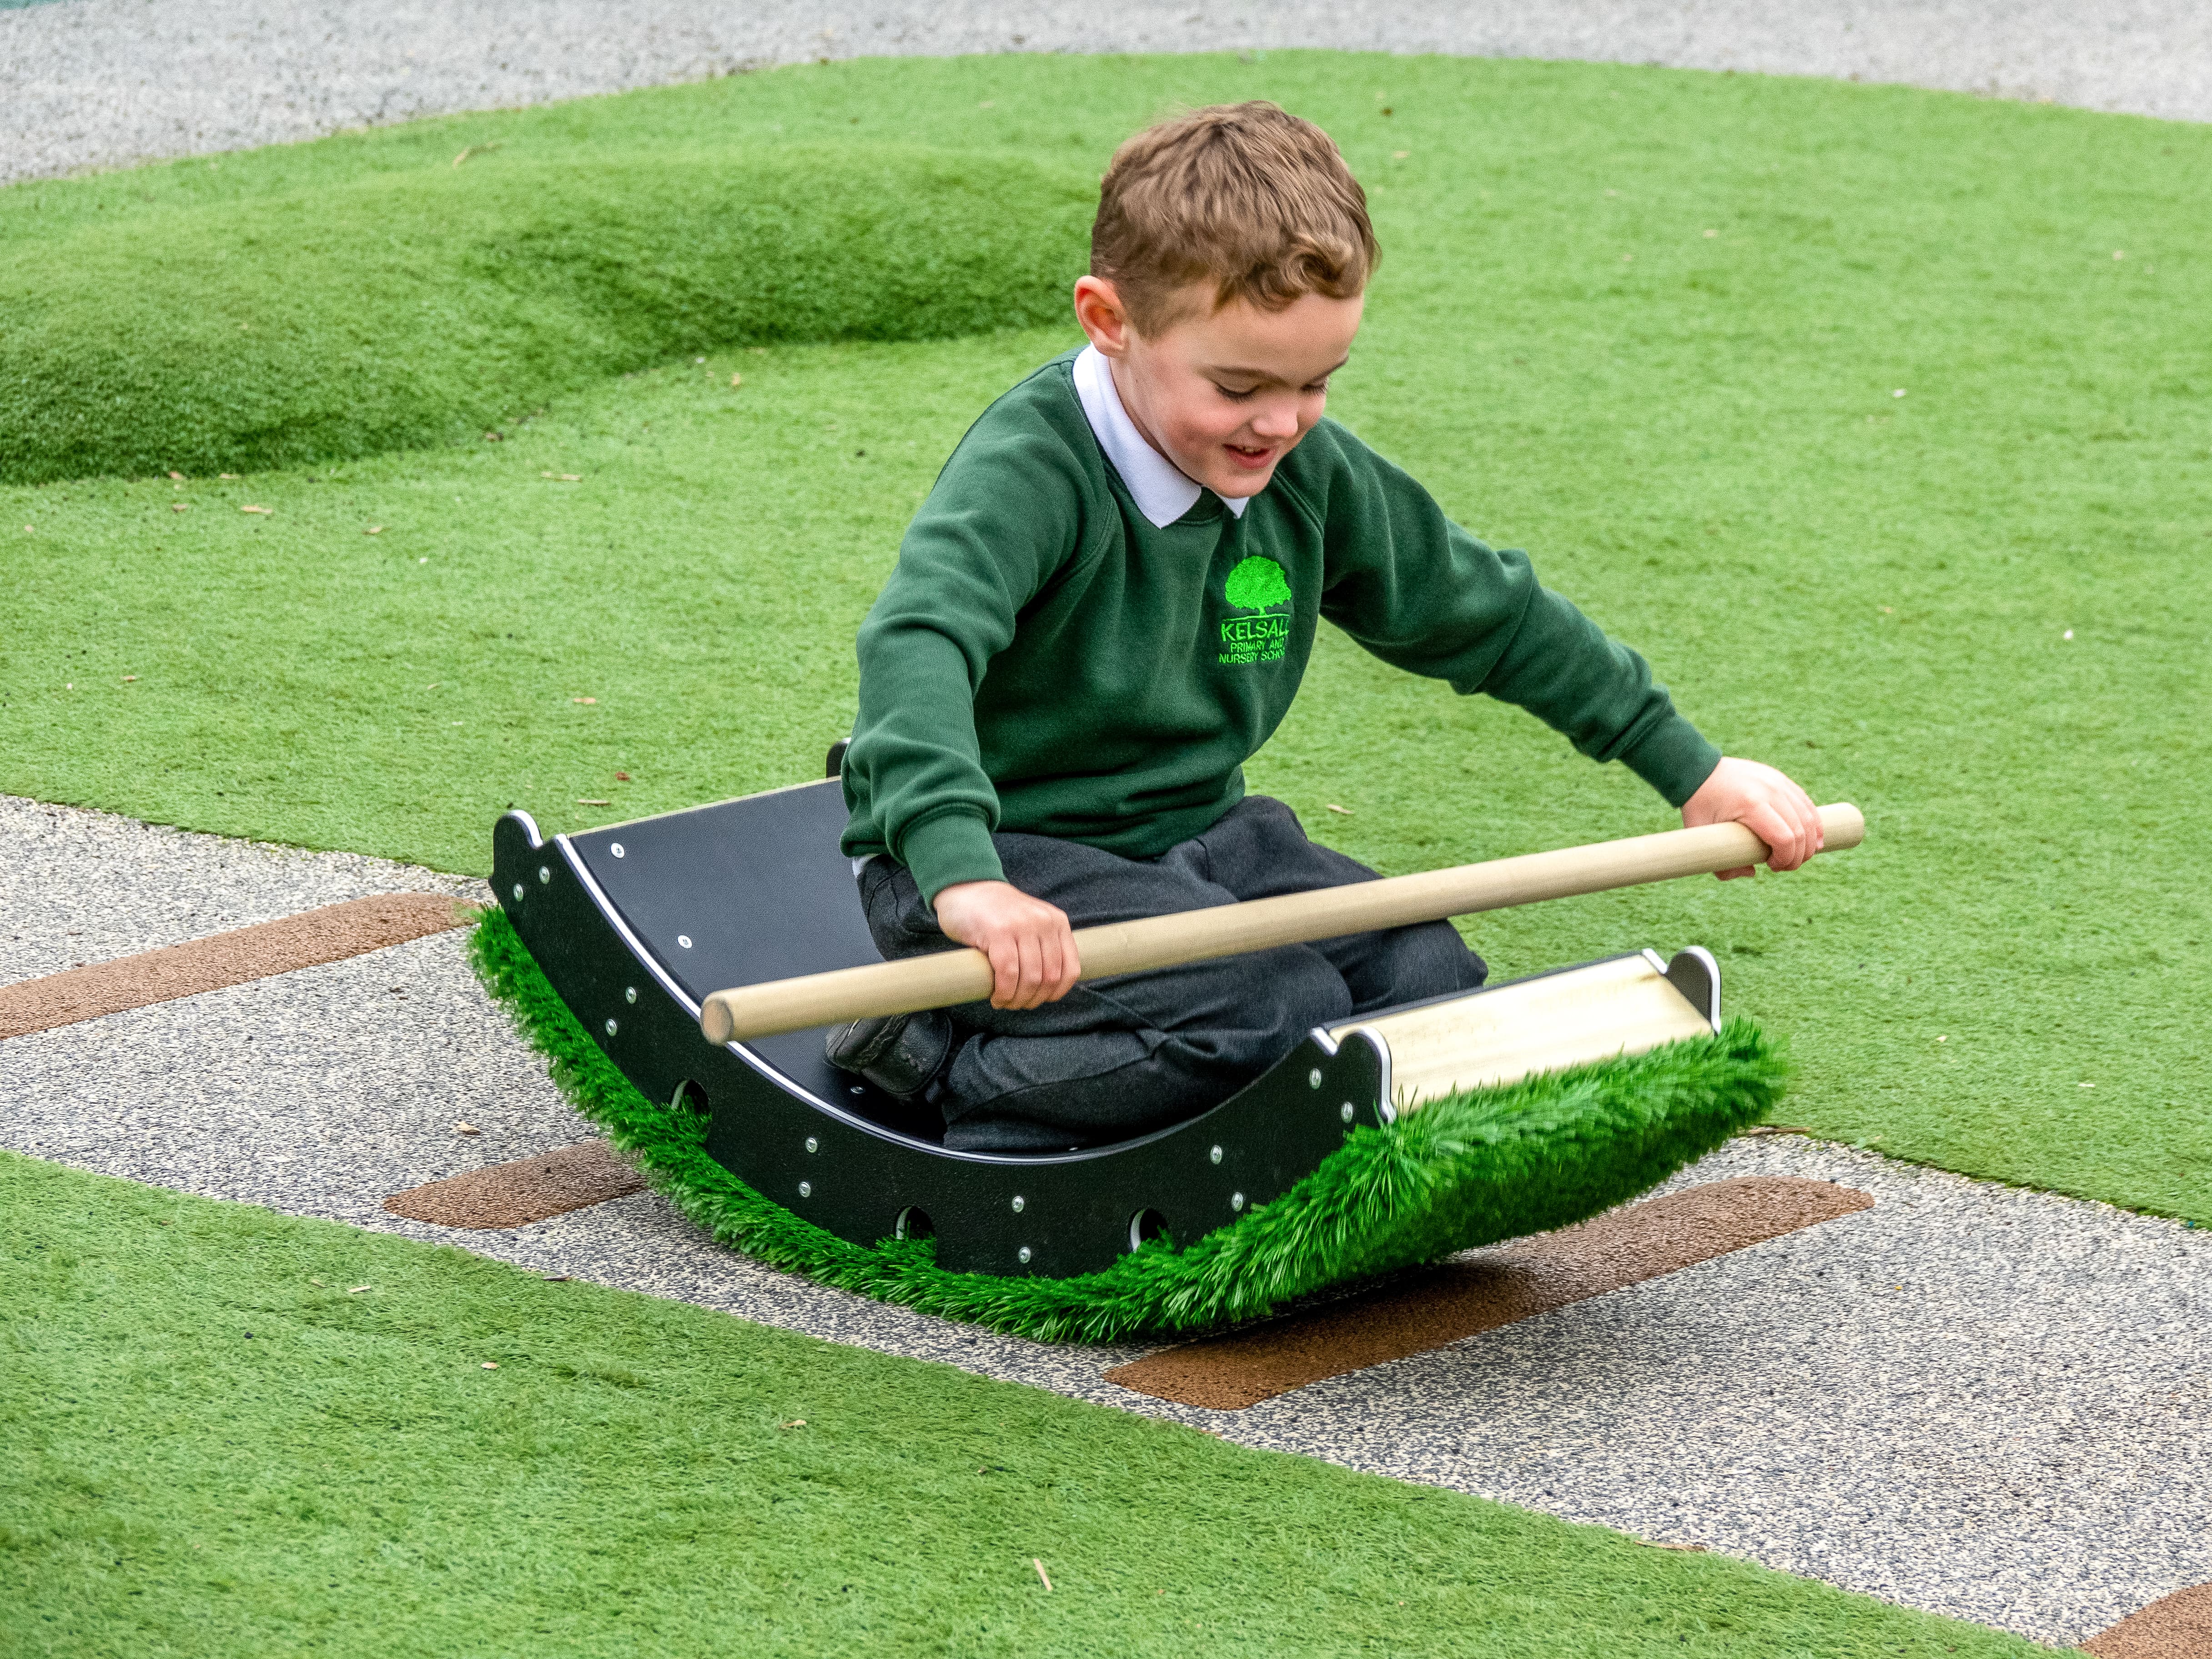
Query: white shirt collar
1072 345 1248 530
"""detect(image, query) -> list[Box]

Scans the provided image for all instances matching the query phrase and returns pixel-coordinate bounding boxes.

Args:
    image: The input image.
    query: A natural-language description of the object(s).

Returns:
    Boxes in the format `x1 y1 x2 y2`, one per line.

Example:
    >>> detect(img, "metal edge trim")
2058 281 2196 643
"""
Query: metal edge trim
564 776 839 837
1329 1026 1394 1124
1669 945 1723 1030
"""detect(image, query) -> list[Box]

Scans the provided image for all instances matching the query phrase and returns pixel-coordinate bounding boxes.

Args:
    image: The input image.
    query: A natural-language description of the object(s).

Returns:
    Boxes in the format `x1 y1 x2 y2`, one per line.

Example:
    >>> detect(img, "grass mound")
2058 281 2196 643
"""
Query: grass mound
472 906 1786 1342
0 146 1090 484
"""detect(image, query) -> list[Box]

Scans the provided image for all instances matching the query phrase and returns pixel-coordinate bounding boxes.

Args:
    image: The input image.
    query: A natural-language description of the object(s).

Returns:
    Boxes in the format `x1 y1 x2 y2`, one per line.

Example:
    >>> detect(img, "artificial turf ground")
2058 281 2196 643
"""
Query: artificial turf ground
0 50 2202 1653
0 1150 2043 1659
5 53 2207 1222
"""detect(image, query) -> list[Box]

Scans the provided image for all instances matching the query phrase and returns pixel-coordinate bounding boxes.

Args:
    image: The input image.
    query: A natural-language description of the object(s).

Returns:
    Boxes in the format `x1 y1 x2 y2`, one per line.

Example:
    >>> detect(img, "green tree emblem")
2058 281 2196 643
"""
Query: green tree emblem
1223 555 1292 613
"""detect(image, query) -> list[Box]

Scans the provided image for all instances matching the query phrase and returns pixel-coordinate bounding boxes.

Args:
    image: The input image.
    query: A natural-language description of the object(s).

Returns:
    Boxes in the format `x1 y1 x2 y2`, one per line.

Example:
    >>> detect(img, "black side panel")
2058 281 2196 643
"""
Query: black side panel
564 783 897 1122
492 796 1387 1279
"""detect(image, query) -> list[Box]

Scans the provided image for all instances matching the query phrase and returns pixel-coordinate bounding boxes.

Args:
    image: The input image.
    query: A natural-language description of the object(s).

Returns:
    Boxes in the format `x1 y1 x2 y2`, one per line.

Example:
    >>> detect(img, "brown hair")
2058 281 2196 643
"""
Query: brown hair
1091 101 1378 335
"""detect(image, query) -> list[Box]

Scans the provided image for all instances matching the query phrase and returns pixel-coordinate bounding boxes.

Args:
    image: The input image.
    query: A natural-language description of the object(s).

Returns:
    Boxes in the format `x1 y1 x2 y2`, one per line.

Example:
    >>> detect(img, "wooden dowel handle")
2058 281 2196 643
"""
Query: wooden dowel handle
699 802 1865 1046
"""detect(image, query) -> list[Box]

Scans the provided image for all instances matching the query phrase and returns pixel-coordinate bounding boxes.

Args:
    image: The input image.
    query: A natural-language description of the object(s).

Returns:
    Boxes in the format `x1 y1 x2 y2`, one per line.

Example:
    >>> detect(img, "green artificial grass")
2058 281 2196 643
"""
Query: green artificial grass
0 1149 2048 1659
472 907 1784 1342
0 147 1088 484
4 54 2209 1224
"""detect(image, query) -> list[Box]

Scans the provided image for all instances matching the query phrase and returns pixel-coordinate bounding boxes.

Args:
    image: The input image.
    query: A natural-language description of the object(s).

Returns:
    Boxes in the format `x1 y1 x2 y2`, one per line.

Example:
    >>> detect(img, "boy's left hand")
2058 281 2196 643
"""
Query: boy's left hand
1682 757 1823 880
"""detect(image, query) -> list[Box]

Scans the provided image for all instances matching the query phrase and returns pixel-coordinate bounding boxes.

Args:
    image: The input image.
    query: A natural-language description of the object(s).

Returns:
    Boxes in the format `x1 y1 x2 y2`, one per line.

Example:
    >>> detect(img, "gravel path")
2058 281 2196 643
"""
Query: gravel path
5 0 2209 187
5 801 2211 1645
0 794 478 986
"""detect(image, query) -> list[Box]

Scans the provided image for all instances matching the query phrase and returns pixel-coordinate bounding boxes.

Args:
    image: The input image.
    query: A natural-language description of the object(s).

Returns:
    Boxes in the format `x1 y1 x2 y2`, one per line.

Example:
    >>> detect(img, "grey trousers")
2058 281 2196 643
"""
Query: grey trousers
858 795 1487 1151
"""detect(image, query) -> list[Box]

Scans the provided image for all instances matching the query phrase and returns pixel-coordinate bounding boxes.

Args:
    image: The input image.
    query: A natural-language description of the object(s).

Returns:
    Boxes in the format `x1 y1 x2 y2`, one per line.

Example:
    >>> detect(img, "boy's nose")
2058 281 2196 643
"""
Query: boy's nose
1249 401 1301 440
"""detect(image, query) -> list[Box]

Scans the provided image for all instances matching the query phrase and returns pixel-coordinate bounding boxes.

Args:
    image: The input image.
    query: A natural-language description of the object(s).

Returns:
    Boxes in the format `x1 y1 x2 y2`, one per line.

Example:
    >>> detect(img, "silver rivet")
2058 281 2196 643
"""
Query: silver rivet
1308 1069 1322 1089
1209 1145 1223 1165
603 1018 618 1036
849 1085 864 1096
610 842 625 858
1011 1195 1026 1213
677 934 692 949
624 986 637 1005
1017 1246 1032 1265
798 1181 812 1198
537 865 551 885
1231 1192 1246 1212
1340 1101 1356 1123
511 882 524 901
805 1136 818 1154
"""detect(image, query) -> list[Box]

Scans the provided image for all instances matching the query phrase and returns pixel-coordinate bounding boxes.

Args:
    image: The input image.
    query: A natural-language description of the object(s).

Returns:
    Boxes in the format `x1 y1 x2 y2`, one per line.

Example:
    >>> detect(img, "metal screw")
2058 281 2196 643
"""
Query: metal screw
677 934 692 949
603 1018 618 1036
804 1136 818 1154
1340 1102 1355 1123
610 843 625 859
537 865 551 885
1011 1195 1026 1213
798 1181 812 1198
1017 1246 1032 1265
848 1085 864 1096
1308 1068 1322 1089
1231 1192 1246 1212
1209 1145 1223 1166
624 986 637 1005
511 883 524 901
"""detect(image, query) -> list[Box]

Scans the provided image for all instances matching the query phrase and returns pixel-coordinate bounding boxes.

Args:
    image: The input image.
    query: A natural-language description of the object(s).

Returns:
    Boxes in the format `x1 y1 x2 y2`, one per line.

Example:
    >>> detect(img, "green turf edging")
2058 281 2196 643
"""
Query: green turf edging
0 145 1091 484
472 905 1787 1342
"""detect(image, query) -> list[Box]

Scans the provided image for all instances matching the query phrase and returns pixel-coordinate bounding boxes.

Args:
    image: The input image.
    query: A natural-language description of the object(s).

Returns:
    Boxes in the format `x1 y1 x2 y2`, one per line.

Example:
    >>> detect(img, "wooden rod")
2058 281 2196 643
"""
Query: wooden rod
698 803 1865 1046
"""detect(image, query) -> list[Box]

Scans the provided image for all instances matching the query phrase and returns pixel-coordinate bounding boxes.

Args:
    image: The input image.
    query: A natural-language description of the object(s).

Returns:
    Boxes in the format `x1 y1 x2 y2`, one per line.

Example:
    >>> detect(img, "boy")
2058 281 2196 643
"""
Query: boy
834 102 1822 1152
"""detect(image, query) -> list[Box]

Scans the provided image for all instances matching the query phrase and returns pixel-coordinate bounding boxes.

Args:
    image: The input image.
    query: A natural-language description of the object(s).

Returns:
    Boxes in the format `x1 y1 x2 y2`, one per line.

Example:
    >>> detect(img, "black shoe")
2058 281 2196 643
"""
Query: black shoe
825 1009 953 1100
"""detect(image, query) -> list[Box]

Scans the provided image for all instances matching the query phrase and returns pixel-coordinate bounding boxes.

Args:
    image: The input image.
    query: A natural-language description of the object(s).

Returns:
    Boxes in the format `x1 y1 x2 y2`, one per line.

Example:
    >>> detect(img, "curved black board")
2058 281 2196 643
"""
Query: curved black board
492 781 1386 1278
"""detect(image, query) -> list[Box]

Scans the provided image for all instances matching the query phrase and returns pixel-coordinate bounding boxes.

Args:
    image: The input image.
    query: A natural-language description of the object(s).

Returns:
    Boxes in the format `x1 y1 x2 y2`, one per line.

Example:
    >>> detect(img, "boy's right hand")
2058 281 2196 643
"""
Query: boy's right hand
931 880 1083 1010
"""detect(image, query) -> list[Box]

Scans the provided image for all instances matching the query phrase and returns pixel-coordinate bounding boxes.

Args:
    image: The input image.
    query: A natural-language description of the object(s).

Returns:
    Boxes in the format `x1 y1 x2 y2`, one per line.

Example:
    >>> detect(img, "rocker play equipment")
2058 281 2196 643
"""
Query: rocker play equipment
479 759 1858 1341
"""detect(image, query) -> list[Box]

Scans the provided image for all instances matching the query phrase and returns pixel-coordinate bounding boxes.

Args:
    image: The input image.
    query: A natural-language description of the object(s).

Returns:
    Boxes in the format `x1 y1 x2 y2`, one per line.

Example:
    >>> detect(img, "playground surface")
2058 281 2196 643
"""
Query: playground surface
5 12 2210 1657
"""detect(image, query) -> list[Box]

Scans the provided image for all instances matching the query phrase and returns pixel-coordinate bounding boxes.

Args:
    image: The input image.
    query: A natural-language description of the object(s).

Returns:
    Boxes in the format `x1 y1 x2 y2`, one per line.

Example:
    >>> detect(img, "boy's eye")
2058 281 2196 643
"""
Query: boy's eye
1212 379 1332 401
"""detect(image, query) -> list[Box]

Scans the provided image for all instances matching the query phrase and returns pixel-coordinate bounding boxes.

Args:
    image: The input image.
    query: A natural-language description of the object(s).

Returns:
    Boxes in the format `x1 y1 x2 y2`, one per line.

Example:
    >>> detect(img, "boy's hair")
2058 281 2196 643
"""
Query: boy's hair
1091 101 1378 336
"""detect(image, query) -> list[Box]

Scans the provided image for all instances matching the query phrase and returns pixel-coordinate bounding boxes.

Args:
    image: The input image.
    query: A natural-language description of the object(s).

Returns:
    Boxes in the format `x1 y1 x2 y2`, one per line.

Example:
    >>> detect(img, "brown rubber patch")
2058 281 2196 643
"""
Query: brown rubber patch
2083 1584 2212 1658
0 893 478 1041
1106 1176 1874 1410
383 1139 647 1229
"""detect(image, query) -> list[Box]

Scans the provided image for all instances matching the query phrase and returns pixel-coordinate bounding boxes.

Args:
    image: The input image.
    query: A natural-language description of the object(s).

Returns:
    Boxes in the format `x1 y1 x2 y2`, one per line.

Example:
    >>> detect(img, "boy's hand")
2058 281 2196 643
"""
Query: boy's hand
1682 757 1824 880
931 880 1083 1010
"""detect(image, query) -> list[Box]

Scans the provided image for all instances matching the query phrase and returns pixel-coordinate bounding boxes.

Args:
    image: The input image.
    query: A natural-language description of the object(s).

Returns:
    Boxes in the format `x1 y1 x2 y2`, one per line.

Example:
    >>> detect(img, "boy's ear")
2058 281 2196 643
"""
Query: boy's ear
1073 275 1134 357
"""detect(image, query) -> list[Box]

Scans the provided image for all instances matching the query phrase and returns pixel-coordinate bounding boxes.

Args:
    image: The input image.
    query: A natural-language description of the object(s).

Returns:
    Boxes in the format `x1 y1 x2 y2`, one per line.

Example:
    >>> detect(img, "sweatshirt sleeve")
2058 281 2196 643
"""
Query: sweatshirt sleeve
1312 427 1722 808
841 410 1089 903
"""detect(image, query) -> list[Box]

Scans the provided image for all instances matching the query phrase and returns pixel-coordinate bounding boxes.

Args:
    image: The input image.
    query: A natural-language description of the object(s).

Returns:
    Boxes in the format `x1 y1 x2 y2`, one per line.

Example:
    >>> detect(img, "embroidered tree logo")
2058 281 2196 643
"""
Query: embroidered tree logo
1223 555 1292 613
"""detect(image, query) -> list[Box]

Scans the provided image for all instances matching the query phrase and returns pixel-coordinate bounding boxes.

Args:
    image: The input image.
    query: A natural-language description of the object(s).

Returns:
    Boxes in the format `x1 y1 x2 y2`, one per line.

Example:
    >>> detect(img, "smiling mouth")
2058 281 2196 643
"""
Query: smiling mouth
1224 442 1276 469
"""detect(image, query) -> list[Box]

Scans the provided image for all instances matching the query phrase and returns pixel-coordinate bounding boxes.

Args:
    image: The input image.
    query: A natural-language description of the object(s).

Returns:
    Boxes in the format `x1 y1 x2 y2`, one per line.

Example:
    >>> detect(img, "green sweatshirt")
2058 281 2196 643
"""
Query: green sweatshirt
841 350 1720 902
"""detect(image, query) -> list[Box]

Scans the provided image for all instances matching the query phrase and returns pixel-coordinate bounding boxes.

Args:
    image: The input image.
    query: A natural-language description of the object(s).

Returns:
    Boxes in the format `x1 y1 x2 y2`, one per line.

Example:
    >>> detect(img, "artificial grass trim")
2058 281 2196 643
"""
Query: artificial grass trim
471 905 1787 1342
0 145 1090 484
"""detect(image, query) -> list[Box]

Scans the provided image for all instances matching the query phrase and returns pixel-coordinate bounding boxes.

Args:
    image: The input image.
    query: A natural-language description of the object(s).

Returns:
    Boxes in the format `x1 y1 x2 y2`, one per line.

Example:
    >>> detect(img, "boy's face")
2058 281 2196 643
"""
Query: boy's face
1074 277 1364 501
